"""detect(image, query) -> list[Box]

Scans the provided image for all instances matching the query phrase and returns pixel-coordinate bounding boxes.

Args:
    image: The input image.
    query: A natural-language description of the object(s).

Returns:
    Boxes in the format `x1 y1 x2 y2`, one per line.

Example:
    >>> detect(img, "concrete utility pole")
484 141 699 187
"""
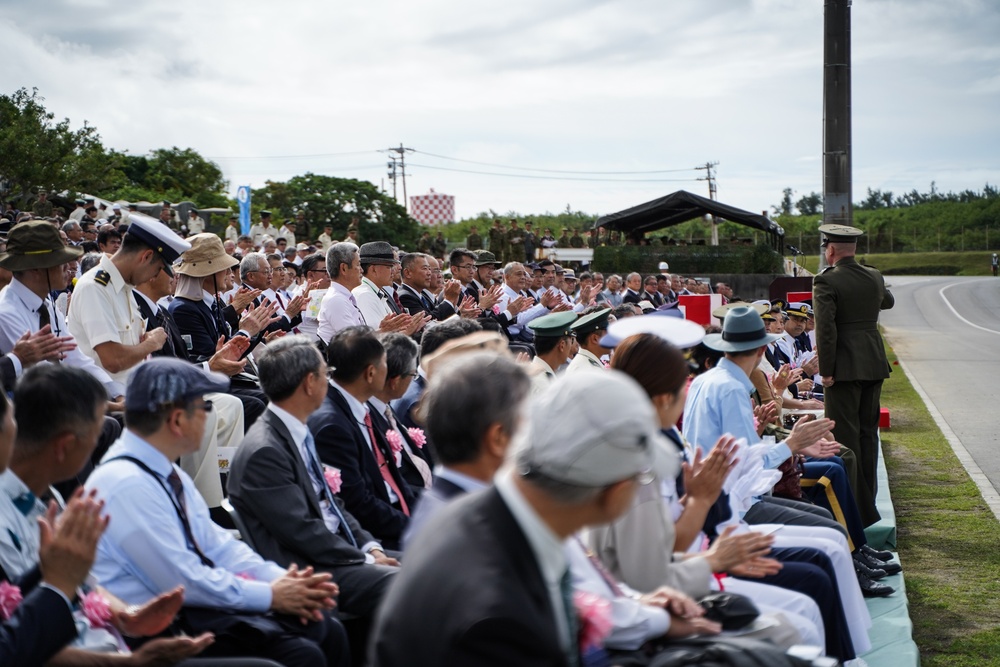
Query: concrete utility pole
385 144 414 212
696 161 720 245
821 0 853 269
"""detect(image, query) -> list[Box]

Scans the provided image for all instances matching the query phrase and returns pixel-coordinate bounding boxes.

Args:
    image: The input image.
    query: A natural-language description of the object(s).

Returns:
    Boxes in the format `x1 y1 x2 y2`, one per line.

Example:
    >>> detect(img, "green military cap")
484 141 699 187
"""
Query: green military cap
819 224 863 245
473 250 501 267
571 308 612 337
528 311 579 338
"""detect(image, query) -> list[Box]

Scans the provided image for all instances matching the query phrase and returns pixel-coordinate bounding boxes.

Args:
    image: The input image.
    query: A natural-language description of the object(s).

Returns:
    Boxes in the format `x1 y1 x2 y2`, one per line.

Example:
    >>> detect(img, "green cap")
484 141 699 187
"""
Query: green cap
474 250 501 267
528 311 579 338
571 308 612 337
819 224 863 244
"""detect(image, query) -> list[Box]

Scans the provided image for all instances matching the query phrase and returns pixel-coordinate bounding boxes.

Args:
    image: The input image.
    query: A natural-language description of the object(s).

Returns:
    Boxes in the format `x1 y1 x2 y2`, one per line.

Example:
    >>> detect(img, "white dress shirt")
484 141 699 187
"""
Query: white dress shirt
317 281 366 343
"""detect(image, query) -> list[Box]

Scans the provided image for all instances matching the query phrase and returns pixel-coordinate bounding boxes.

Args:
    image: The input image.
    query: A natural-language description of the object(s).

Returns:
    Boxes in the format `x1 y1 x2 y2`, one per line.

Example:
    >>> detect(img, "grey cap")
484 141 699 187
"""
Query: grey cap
519 369 679 487
703 306 781 353
125 358 229 413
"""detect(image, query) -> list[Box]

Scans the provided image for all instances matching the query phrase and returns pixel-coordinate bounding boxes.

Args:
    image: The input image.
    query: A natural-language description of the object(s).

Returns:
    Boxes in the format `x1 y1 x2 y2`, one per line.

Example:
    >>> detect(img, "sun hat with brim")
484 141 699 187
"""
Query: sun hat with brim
0 221 83 271
703 306 781 353
359 241 399 266
599 314 706 350
175 233 238 278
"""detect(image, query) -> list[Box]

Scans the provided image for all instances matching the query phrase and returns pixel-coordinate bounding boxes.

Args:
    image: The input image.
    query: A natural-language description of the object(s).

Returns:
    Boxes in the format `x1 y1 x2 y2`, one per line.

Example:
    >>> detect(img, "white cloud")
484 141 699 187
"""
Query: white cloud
1 0 997 219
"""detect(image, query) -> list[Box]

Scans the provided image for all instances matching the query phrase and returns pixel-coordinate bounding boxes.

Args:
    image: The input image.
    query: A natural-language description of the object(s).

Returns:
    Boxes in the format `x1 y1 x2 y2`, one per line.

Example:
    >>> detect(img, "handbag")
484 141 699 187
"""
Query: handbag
697 592 760 631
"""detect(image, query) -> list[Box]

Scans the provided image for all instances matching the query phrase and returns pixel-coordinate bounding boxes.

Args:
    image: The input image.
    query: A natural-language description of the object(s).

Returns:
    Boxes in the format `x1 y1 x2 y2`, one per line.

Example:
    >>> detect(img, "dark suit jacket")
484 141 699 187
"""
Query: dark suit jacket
622 288 642 305
0 583 77 666
308 385 417 549
134 293 188 360
252 295 302 334
370 487 569 667
813 256 894 381
168 297 225 362
397 283 454 321
228 410 375 569
390 374 425 431
367 403 427 495
0 356 16 393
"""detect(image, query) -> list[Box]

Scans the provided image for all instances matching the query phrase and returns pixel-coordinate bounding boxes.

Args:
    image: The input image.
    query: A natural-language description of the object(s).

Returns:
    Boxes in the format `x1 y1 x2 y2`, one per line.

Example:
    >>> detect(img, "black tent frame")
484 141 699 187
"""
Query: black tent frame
593 190 785 252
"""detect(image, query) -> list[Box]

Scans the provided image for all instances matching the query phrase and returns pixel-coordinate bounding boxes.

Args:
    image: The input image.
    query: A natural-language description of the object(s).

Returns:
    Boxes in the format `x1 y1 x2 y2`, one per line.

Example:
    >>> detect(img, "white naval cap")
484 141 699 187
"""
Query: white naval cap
123 213 191 276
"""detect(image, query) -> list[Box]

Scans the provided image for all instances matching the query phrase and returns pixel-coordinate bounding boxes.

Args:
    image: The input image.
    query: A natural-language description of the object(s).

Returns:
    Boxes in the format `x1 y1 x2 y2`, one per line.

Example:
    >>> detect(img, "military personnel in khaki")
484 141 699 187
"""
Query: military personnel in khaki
30 190 53 218
569 229 585 248
557 229 572 248
566 308 612 372
465 226 483 251
526 311 578 395
318 224 335 252
505 219 525 265
416 231 433 254
487 219 507 263
432 231 447 260
813 224 894 527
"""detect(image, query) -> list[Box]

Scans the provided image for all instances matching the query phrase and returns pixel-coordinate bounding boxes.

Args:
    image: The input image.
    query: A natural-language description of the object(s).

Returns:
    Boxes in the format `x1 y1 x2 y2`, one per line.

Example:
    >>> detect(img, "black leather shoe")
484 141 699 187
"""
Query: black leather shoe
856 549 902 575
857 572 895 597
853 555 887 580
861 543 894 562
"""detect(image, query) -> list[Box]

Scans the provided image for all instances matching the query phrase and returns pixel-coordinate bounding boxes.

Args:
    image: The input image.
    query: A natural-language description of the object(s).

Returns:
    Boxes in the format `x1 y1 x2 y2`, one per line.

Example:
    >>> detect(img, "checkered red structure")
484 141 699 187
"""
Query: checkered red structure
409 189 455 226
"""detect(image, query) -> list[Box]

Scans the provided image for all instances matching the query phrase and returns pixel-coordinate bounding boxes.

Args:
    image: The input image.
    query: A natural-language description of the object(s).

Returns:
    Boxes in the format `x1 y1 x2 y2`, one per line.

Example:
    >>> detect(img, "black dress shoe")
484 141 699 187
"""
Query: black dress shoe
857 572 895 598
855 548 902 575
853 555 887 581
861 543 894 562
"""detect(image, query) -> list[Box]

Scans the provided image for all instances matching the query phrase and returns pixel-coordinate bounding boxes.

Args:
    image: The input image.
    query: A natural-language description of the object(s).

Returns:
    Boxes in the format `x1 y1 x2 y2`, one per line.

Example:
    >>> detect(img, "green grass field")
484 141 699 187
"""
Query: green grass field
798 251 997 276
881 342 1000 666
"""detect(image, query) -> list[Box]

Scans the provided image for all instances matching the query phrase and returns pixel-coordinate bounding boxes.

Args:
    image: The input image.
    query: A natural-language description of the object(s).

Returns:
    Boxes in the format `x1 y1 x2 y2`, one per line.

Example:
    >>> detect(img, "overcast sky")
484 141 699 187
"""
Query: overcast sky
3 0 998 220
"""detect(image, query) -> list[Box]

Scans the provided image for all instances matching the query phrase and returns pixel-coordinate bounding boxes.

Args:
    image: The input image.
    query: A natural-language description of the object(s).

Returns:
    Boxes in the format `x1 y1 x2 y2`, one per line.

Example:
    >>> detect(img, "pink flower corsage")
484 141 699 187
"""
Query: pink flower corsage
0 581 23 621
235 572 255 581
81 590 113 629
323 465 343 495
407 427 426 449
574 591 613 654
492 304 501 315
385 429 404 454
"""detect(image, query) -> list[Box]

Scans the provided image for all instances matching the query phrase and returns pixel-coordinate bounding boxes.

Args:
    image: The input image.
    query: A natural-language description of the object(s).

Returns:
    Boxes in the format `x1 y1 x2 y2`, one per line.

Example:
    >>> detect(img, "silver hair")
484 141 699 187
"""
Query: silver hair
503 262 525 278
255 335 324 401
61 220 81 233
79 252 103 275
379 332 418 379
239 252 268 281
326 242 359 279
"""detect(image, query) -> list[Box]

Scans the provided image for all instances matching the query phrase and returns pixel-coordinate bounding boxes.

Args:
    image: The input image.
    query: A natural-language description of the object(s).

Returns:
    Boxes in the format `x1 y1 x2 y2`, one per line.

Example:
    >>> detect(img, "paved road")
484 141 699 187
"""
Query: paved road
879 275 1000 491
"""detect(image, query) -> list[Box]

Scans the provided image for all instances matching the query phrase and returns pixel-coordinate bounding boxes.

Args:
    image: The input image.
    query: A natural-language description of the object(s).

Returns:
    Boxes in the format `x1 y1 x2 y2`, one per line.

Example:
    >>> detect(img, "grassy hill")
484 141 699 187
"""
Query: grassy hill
798 251 997 276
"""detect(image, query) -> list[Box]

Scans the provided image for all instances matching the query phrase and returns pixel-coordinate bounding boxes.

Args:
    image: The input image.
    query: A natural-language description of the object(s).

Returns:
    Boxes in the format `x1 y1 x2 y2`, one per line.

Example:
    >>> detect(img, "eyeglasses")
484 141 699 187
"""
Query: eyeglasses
250 269 273 275
306 268 327 275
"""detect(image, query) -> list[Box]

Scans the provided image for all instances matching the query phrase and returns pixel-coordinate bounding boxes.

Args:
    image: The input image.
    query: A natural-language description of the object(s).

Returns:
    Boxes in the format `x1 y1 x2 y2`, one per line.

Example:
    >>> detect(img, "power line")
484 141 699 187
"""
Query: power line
407 162 700 183
413 149 697 175
205 150 379 160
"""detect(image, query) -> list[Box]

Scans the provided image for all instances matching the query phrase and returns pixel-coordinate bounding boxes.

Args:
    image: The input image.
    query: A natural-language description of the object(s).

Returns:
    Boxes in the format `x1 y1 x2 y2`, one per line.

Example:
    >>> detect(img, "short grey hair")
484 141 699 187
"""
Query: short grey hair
255 335 324 402
79 252 103 275
626 272 641 283
420 353 529 466
240 252 268 281
380 333 418 379
61 220 81 233
326 242 358 279
503 262 525 278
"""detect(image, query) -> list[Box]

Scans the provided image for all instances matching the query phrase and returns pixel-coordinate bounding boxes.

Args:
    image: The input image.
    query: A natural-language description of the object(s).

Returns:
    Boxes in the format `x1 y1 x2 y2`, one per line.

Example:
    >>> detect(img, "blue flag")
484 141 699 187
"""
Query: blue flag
237 186 251 236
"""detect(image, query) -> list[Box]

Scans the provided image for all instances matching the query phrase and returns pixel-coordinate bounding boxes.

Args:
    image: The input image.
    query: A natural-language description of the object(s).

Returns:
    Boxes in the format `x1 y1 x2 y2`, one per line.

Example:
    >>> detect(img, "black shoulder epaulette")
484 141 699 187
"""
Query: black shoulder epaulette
94 270 111 286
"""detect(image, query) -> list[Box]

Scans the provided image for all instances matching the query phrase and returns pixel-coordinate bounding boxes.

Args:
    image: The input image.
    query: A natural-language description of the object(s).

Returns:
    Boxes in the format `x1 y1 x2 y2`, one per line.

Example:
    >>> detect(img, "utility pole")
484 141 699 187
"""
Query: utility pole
696 161 720 245
821 0 852 269
386 157 398 201
384 144 414 212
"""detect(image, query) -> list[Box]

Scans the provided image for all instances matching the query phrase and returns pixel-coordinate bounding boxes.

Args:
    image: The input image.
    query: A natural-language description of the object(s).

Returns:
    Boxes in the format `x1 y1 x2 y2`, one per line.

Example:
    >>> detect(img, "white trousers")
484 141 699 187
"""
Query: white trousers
179 392 243 508
723 576 825 651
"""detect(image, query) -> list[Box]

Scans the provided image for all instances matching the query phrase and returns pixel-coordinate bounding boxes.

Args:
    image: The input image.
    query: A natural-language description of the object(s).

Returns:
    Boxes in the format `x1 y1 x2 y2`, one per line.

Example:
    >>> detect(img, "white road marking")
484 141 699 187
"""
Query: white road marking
939 282 1000 336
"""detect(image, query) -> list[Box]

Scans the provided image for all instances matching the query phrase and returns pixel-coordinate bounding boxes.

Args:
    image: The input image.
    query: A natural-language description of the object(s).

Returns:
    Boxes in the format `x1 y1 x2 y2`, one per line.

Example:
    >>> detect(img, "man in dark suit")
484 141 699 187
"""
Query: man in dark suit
228 336 399 620
371 368 679 666
622 272 643 305
396 252 460 320
814 224 895 526
308 327 417 550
